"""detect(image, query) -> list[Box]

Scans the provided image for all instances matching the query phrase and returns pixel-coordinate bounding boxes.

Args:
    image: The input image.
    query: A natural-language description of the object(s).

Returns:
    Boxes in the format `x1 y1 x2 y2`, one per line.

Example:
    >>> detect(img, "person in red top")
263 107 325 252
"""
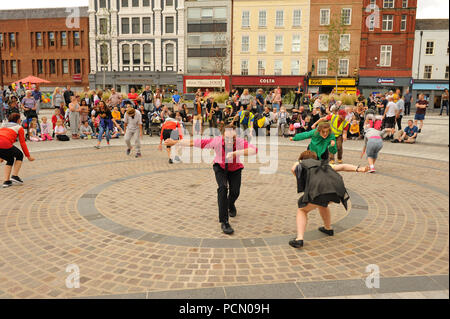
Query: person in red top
0 113 35 188
158 111 184 164
165 123 258 235
128 87 139 107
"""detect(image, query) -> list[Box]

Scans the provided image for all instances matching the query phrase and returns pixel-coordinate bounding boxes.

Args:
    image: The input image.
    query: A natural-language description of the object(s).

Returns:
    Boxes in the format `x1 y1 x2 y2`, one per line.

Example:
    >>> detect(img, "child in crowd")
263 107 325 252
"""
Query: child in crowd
112 106 124 134
110 126 120 139
54 119 70 141
348 119 360 140
40 117 53 141
29 119 41 142
52 108 64 138
80 121 95 139
277 106 289 137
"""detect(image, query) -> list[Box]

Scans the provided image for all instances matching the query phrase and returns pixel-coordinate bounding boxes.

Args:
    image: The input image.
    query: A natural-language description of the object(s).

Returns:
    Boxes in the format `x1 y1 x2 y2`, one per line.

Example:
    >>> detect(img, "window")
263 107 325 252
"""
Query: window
132 0 139 7
320 9 330 25
61 32 67 46
276 10 284 27
132 17 140 34
401 15 407 31
188 35 200 45
402 0 408 8
445 66 449 79
166 44 174 65
143 0 150 6
258 35 266 52
62 59 69 74
166 0 173 6
242 11 250 28
122 0 128 7
317 59 328 76
241 35 249 52
318 34 328 51
241 60 248 75
340 34 350 51
188 8 201 19
74 32 80 46
37 60 43 74
293 10 302 26
292 34 301 52
36 32 43 46
10 33 15 47
275 35 284 52
425 41 434 55
423 65 432 79
143 44 151 65
165 17 174 34
259 10 267 27
380 45 392 67
122 18 130 34
368 15 375 31
100 44 108 64
74 59 81 74
0 34 3 47
291 60 300 75
383 0 394 8
339 59 349 76
341 8 352 25
99 0 106 8
11 60 17 74
274 60 283 75
382 15 393 31
133 44 140 64
49 60 56 74
200 33 214 45
122 44 130 64
258 60 266 75
214 7 227 19
100 18 108 34
49 32 55 46
143 17 151 33
201 8 213 18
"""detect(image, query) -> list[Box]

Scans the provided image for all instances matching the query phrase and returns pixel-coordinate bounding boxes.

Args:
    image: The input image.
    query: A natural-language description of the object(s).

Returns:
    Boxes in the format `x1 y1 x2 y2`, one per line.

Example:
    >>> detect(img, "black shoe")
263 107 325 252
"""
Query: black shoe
228 205 237 217
221 222 234 235
391 139 399 143
289 238 304 248
2 181 12 188
318 226 334 236
168 158 173 164
418 129 421 133
135 152 142 158
126 149 131 156
10 176 23 184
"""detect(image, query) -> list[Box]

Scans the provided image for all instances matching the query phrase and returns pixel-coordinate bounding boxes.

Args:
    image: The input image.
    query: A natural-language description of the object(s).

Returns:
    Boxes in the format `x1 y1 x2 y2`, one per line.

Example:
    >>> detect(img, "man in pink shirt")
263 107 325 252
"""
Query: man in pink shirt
165 123 258 235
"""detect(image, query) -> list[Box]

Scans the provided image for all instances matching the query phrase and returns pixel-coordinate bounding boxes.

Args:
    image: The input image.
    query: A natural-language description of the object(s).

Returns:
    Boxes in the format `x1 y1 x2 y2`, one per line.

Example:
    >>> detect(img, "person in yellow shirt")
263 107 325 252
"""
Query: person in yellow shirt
348 119 360 140
111 106 124 135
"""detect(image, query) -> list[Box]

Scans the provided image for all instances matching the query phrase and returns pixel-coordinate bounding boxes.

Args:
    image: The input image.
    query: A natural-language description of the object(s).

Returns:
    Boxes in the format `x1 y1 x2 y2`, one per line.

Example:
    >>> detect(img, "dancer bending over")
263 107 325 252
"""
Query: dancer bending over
290 122 337 160
165 123 257 235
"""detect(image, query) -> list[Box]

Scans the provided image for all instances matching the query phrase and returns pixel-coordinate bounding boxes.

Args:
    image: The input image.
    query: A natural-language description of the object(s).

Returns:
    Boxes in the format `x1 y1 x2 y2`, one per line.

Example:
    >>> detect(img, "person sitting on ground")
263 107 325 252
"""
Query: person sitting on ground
80 121 95 139
391 120 418 144
348 119 360 140
40 117 53 141
28 119 41 142
112 106 124 134
54 119 70 141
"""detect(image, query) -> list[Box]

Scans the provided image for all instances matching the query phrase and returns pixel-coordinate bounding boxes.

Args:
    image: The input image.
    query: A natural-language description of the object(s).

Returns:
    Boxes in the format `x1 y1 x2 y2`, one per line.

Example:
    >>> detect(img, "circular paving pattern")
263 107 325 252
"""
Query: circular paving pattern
0 143 448 298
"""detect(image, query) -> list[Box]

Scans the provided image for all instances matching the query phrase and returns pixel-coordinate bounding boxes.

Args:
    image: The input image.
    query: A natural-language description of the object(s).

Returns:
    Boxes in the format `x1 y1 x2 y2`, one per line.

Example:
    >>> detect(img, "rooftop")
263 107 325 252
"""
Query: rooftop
0 7 88 20
415 19 449 30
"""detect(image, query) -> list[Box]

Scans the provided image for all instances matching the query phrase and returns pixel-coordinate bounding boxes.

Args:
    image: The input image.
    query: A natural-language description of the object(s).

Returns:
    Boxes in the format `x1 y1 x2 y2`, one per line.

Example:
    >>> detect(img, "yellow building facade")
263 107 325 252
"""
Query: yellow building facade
232 0 310 78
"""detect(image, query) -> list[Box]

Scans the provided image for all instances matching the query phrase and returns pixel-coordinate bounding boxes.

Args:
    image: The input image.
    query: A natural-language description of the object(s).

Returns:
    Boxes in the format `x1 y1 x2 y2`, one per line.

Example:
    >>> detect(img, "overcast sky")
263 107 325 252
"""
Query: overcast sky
0 0 448 19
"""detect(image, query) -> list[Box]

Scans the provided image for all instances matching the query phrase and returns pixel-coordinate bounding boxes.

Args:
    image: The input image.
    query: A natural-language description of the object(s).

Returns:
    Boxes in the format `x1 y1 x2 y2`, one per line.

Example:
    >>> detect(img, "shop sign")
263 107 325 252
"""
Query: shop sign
308 78 356 86
186 79 225 87
377 78 395 85
259 78 276 84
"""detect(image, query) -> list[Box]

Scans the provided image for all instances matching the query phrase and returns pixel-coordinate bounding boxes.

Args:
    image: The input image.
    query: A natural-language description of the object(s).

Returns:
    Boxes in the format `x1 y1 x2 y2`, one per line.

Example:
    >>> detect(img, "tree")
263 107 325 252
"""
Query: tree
210 29 232 93
325 14 349 94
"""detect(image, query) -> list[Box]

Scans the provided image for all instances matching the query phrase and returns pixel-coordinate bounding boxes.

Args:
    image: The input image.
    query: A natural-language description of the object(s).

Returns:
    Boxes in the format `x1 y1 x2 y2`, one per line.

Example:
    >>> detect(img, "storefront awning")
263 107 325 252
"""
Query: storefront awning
412 83 449 90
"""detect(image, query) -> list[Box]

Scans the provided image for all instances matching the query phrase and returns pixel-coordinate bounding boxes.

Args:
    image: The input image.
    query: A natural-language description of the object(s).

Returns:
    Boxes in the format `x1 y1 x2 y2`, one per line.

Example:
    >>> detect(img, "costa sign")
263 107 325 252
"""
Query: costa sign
259 78 275 84
232 76 304 86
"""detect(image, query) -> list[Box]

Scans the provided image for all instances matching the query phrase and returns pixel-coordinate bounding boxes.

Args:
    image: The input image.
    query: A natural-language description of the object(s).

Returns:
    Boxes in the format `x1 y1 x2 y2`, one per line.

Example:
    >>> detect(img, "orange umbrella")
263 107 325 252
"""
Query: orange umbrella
14 75 51 85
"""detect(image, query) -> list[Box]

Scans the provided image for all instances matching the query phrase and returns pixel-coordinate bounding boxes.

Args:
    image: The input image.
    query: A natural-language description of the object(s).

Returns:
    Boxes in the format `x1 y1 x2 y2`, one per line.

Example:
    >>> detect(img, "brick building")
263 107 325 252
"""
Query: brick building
0 7 90 91
358 0 417 96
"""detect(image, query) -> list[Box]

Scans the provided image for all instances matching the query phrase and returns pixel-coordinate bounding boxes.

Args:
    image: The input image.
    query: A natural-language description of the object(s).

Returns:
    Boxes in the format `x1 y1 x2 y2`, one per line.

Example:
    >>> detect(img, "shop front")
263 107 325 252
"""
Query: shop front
412 81 449 109
358 77 412 98
183 76 231 94
307 78 357 95
231 76 305 94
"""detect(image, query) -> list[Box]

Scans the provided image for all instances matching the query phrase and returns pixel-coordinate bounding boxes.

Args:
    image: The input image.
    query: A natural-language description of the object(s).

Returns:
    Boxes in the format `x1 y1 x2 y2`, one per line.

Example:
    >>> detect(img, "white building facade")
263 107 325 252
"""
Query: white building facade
412 19 449 109
88 0 185 93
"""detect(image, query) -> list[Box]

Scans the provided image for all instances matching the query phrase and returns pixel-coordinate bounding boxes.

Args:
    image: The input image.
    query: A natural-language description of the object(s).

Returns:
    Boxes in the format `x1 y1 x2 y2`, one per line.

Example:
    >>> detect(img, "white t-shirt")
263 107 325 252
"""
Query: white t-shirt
385 101 397 117
54 125 65 134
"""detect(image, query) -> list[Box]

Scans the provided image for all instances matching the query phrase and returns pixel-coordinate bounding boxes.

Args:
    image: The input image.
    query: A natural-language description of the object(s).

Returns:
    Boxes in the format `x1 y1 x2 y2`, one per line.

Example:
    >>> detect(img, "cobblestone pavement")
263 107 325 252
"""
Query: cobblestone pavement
0 132 448 299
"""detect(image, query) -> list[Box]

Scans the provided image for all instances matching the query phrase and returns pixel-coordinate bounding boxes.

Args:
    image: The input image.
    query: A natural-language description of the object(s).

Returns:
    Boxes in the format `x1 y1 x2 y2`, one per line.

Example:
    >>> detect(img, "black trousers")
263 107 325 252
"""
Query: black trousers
293 94 302 108
396 115 403 130
213 164 242 223
405 102 411 115
0 146 23 166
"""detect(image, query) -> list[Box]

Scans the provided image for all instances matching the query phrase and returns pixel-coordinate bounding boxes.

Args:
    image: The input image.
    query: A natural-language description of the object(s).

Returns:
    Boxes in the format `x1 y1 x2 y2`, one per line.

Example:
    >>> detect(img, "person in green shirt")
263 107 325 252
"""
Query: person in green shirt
290 122 337 160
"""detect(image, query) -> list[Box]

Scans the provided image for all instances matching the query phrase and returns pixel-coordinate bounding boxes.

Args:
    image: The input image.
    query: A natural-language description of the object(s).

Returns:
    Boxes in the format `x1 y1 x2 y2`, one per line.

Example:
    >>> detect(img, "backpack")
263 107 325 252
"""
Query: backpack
368 119 382 130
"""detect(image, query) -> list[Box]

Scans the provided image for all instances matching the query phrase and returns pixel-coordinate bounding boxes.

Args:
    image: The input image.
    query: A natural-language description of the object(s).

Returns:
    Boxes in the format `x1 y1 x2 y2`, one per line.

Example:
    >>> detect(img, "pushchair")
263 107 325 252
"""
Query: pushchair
148 112 162 137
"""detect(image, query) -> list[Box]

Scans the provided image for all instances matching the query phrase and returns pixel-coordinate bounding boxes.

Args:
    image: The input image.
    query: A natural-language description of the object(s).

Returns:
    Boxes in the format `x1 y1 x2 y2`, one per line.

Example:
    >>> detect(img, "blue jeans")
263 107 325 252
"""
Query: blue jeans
440 101 448 115
98 125 111 142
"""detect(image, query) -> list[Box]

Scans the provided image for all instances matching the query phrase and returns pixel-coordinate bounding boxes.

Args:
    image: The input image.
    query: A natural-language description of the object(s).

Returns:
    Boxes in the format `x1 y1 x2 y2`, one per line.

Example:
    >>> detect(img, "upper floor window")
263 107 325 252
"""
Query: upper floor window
11 60 17 74
166 0 174 6
276 10 284 27
259 10 267 27
402 0 408 8
318 34 329 51
274 35 284 52
292 34 301 52
143 17 151 33
201 8 213 18
445 66 449 79
258 35 266 52
132 0 139 7
341 8 352 25
317 59 328 76
380 45 392 67
241 35 249 52
291 60 300 75
122 0 128 7
122 44 130 64
10 33 15 47
36 32 43 46
241 60 248 76
274 60 283 75
100 44 108 64
133 44 140 64
74 59 81 74
320 9 330 25
143 44 151 65
257 60 266 75
37 60 43 74
100 18 108 34
166 43 174 65
74 32 80 46
122 18 130 34
340 34 350 51
293 9 301 26
49 59 56 74
339 59 349 76
0 34 3 47
423 65 432 79
61 31 67 46
143 0 150 6
165 16 174 34
48 32 55 46
383 0 394 8
425 41 434 55
400 15 407 31
62 59 69 74
132 17 140 34
242 11 250 28
99 0 107 8
382 15 393 31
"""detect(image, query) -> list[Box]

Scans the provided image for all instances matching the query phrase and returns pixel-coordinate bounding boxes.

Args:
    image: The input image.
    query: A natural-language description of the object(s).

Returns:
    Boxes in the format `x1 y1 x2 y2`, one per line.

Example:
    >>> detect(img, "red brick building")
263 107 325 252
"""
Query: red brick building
358 0 417 96
0 7 90 90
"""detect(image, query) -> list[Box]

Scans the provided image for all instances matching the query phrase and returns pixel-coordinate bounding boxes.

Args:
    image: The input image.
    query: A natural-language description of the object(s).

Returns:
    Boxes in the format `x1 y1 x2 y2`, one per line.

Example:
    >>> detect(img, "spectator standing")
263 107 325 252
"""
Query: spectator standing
108 88 122 108
63 85 74 107
255 89 265 114
396 94 405 130
68 95 81 139
32 86 42 115
440 89 449 116
293 83 303 108
52 87 64 110
404 88 412 115
239 89 253 111
127 87 139 107
414 93 428 133
382 96 398 139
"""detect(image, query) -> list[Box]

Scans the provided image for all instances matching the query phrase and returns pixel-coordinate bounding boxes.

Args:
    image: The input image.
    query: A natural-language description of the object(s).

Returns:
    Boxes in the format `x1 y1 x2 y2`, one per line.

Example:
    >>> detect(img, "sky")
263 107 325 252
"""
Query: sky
0 0 448 19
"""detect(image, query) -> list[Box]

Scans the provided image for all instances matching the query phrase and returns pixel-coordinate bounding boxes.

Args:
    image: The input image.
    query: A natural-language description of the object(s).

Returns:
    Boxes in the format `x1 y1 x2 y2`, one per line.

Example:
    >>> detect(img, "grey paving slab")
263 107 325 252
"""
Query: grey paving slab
138 232 166 243
201 238 243 248
82 213 106 221
224 283 304 299
147 287 226 299
429 275 449 290
159 236 202 247
263 235 294 246
241 238 266 247
117 229 147 240
376 276 443 294
296 279 371 298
